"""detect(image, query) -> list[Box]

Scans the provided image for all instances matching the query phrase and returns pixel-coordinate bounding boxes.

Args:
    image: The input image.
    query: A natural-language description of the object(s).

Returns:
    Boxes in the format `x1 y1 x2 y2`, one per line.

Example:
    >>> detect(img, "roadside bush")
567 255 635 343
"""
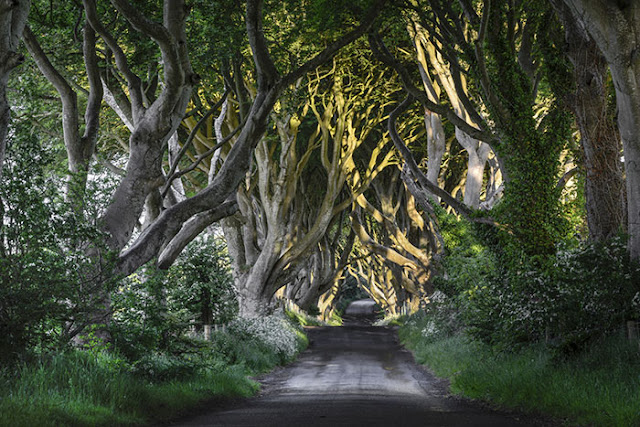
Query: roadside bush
542 236 640 351
212 313 308 372
434 210 640 352
111 234 237 364
0 135 113 361
400 323 640 427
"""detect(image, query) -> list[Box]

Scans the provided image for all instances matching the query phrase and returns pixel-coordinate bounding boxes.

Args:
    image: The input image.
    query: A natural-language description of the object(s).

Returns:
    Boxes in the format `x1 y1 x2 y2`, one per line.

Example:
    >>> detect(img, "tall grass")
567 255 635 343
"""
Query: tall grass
400 320 640 426
0 313 308 426
0 351 257 426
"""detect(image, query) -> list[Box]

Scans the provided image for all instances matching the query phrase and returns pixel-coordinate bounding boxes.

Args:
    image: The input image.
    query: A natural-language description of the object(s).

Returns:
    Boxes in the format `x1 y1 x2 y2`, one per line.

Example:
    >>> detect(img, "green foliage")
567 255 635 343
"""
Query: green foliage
0 135 113 361
543 237 640 350
306 0 376 31
169 234 238 325
188 0 246 71
458 236 640 352
0 310 307 425
0 349 258 426
212 313 309 373
434 210 640 352
433 206 497 299
400 322 640 427
111 234 237 364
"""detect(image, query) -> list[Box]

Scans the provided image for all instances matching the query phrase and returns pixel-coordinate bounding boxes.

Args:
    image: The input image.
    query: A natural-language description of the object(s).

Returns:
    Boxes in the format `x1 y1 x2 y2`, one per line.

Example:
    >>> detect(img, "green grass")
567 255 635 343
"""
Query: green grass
0 315 308 426
0 351 258 426
400 320 640 426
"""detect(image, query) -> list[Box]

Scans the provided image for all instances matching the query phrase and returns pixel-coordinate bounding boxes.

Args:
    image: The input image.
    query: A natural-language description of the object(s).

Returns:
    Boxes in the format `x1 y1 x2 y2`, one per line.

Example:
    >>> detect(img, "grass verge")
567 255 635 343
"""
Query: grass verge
399 318 640 426
1 313 307 426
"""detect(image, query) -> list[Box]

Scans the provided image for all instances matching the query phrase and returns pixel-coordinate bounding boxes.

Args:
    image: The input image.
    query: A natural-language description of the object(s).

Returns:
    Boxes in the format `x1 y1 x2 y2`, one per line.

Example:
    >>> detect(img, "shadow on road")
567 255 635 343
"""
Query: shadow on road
172 302 557 426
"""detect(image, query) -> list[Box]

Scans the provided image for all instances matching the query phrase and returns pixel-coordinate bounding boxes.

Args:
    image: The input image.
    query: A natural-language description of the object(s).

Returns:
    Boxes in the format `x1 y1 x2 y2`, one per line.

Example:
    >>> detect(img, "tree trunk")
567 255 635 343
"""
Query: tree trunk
425 110 445 186
455 127 491 209
553 0 626 242
562 0 640 257
617 87 640 258
0 0 30 178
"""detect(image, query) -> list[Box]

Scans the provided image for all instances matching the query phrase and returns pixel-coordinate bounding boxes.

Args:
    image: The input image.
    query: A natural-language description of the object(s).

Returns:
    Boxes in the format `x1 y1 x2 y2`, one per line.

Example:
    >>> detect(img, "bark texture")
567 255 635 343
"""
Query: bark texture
117 0 384 280
0 0 30 178
562 0 637 252
556 1 626 241
223 60 393 317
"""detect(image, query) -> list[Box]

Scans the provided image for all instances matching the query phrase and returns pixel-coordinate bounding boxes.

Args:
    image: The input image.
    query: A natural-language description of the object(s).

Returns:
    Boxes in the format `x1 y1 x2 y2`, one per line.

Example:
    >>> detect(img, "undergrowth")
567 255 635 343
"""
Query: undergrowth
400 315 640 427
0 313 307 426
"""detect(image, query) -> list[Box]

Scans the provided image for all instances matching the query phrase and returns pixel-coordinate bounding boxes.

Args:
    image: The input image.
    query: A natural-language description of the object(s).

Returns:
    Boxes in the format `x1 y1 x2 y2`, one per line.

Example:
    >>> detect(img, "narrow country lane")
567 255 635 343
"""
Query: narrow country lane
172 312 553 426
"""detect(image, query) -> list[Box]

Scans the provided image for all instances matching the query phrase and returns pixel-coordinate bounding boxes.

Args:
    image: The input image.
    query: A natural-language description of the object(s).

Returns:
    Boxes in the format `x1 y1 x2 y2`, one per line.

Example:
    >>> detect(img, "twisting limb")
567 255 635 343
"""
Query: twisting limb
160 91 230 196
23 17 103 199
368 32 495 144
161 119 245 198
156 195 239 269
116 0 387 278
389 96 500 227
83 0 144 120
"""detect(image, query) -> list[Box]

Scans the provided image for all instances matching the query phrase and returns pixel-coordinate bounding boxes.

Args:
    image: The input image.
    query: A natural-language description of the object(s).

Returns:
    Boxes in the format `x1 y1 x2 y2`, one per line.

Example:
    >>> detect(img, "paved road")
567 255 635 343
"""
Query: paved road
173 321 553 426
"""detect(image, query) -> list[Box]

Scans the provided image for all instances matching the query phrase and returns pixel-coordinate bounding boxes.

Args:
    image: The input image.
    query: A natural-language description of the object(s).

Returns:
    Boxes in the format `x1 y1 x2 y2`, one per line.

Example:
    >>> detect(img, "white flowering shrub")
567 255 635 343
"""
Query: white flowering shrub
228 313 306 361
432 207 640 352
211 313 307 372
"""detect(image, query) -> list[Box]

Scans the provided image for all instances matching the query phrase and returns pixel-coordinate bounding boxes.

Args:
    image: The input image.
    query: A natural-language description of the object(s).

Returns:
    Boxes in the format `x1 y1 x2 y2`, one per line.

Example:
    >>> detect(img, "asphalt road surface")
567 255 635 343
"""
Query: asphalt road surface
173 308 554 426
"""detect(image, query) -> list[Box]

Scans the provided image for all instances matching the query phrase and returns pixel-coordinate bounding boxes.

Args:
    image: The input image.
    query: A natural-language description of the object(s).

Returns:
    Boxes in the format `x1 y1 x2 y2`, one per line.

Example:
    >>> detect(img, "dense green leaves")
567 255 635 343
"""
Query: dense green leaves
0 135 112 360
111 234 236 361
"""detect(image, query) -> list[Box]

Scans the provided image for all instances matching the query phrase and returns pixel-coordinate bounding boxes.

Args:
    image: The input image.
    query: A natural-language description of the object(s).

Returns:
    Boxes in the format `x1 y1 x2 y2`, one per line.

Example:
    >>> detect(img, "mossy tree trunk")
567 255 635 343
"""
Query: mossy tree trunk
561 0 640 258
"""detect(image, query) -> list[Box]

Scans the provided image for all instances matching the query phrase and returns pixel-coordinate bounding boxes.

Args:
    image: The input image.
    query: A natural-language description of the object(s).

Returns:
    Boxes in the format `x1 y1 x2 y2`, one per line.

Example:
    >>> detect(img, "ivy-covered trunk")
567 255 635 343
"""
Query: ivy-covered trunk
562 0 640 259
485 4 570 257
551 0 626 242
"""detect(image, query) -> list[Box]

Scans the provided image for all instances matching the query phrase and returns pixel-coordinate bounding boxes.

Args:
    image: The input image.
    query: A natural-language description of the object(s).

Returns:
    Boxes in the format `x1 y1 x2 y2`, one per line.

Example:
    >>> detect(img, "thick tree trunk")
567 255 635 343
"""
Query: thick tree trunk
0 0 30 178
221 205 282 318
553 0 626 242
615 82 640 258
562 0 640 257
577 65 626 242
237 289 272 318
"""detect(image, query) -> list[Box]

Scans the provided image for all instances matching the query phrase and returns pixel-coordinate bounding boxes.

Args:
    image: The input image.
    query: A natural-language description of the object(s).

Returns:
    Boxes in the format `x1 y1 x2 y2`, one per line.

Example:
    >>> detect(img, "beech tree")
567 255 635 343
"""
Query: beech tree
9 0 385 334
222 56 395 316
561 0 640 258
0 0 30 177
117 0 385 280
375 0 572 257
549 0 626 242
